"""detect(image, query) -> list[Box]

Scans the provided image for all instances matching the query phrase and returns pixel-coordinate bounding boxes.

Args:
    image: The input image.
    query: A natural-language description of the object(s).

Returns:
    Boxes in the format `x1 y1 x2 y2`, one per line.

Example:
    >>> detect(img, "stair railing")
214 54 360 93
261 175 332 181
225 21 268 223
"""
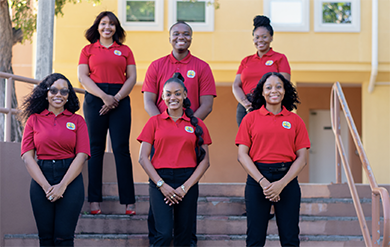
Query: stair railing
331 81 390 247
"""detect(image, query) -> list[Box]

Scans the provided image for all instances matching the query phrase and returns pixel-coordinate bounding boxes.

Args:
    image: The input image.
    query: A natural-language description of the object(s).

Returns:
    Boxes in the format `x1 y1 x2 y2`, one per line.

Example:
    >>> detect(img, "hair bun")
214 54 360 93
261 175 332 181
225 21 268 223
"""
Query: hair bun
172 72 185 82
253 15 271 28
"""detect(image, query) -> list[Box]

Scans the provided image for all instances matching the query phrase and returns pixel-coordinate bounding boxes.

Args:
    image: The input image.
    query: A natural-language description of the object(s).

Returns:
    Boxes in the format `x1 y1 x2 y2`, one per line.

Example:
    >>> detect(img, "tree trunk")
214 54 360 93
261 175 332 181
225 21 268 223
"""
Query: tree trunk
0 0 24 142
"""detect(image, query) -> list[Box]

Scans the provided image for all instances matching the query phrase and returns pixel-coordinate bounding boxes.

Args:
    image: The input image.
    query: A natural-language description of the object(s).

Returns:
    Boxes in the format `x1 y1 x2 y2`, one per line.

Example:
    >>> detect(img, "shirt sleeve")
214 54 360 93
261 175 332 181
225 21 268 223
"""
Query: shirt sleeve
142 61 158 94
277 54 291 74
199 63 217 97
198 119 212 145
137 117 156 144
125 46 136 66
236 57 248 75
235 114 252 148
75 115 91 158
78 45 90 65
294 115 311 151
21 115 36 156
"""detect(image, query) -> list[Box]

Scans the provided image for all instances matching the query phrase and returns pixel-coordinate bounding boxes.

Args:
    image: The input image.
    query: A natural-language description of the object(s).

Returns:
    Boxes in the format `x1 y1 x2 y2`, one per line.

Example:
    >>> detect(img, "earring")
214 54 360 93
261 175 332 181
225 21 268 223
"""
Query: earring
66 99 68 102
46 97 47 100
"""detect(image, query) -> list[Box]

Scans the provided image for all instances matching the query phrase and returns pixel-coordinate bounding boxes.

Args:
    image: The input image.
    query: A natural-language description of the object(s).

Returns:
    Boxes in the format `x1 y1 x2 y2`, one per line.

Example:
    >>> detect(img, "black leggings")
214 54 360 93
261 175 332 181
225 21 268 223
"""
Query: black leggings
245 162 301 247
30 158 84 246
149 168 198 247
84 83 135 204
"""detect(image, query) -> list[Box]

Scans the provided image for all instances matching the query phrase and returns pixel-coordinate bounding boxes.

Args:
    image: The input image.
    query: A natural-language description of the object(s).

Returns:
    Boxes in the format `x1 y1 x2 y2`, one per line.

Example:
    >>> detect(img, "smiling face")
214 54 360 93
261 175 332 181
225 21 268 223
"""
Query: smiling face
162 81 187 111
169 23 192 52
253 26 273 54
262 75 285 107
47 79 69 113
98 16 116 41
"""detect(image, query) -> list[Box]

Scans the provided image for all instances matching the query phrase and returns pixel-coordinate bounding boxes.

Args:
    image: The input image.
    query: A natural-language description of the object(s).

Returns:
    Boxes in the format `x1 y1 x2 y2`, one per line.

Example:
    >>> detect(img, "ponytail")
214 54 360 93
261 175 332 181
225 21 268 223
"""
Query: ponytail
164 72 206 164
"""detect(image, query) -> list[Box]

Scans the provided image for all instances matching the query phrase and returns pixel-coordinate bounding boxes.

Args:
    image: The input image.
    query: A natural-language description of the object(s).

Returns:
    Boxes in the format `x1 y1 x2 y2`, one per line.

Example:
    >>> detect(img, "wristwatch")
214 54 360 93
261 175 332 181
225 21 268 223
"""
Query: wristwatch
156 179 164 189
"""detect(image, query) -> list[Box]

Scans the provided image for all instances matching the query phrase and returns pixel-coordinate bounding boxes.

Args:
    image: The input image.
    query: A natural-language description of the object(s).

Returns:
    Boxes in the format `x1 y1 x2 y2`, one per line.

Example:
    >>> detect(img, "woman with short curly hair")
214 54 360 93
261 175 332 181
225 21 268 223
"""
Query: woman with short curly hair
21 73 90 246
236 72 310 246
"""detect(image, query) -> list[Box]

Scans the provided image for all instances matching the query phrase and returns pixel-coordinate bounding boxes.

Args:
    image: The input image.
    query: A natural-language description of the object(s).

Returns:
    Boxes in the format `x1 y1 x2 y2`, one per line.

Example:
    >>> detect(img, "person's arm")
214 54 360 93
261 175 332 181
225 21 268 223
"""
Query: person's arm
143 92 161 117
22 150 51 193
99 64 137 115
138 142 178 204
280 72 291 81
237 144 279 202
46 152 88 202
77 64 118 109
232 74 252 111
262 148 307 201
173 144 210 199
193 96 213 120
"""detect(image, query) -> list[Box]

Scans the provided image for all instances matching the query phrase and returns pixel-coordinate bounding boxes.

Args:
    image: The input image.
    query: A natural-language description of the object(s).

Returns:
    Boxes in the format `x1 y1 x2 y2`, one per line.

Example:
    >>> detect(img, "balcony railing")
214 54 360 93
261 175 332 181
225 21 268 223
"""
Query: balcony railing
331 81 390 247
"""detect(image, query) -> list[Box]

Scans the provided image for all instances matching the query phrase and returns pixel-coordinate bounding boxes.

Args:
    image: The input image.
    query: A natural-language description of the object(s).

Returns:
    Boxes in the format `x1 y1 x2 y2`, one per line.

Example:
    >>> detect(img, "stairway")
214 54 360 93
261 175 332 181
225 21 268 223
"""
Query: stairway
4 182 385 247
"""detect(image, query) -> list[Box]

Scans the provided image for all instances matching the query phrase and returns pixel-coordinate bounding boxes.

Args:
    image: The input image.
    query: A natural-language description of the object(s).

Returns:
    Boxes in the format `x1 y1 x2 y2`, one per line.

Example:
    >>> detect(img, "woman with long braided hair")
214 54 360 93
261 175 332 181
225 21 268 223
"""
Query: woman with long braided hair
138 72 211 246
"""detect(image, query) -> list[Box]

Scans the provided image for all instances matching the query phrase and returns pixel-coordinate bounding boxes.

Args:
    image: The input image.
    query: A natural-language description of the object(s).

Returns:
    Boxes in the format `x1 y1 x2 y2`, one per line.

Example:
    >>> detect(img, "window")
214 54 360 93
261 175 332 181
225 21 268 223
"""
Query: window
314 0 360 32
118 0 164 31
263 0 310 32
168 0 215 32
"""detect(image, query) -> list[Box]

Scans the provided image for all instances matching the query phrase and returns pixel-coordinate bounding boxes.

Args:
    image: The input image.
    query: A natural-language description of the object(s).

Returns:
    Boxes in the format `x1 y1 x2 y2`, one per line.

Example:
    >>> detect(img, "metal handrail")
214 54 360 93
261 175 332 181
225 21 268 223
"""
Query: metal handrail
0 71 85 142
331 81 390 247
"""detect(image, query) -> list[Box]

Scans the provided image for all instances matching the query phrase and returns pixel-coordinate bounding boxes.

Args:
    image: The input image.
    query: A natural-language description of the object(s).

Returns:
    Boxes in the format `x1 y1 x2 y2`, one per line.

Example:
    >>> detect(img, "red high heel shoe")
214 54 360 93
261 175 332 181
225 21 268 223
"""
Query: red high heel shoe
125 204 136 215
90 202 101 215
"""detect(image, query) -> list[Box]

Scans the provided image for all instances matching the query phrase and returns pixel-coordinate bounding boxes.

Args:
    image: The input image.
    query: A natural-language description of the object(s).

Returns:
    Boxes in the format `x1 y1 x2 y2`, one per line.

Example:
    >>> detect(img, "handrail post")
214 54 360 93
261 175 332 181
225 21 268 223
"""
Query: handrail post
334 90 342 183
372 192 380 246
4 77 13 142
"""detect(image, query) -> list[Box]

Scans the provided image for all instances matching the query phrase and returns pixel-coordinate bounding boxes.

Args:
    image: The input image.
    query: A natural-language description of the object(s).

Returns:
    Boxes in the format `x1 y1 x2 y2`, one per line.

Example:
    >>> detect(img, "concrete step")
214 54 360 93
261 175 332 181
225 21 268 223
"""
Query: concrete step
81 195 373 217
3 233 366 247
75 214 377 236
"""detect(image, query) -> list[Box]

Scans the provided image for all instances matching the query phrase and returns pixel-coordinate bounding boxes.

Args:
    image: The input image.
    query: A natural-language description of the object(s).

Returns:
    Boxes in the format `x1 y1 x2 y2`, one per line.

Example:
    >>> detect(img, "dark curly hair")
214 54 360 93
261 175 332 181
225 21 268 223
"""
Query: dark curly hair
85 11 125 45
253 15 274 36
251 72 300 111
163 72 205 164
20 73 80 122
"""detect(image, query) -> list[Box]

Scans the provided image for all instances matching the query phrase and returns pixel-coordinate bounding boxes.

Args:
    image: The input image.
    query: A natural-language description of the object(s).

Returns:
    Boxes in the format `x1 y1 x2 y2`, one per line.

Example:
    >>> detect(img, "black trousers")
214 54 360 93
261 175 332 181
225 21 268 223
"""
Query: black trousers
245 162 301 247
149 168 198 247
84 83 135 205
30 158 84 246
236 103 247 127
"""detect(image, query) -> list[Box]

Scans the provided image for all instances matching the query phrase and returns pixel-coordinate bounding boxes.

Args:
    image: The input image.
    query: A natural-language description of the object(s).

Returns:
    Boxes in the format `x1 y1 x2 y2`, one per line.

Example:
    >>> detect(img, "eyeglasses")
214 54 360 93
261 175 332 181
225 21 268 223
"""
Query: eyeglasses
47 87 69 96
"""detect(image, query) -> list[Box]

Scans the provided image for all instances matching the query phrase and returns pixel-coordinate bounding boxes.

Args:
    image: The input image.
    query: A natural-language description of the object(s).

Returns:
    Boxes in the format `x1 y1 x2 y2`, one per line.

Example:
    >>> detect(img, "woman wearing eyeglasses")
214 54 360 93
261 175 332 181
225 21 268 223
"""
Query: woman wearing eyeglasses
20 73 90 246
78 11 137 215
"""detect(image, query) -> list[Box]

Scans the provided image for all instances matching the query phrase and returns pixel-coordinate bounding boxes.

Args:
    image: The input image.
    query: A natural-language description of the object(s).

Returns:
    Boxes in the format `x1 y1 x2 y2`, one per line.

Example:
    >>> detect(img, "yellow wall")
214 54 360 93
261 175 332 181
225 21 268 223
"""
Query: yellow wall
11 0 387 183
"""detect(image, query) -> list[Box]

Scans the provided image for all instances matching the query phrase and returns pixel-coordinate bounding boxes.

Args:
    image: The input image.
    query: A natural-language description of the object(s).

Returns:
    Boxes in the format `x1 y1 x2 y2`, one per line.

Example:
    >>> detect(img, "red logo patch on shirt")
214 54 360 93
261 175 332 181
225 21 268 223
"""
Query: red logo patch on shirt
282 121 291 129
114 50 122 56
265 60 274 66
187 70 196 78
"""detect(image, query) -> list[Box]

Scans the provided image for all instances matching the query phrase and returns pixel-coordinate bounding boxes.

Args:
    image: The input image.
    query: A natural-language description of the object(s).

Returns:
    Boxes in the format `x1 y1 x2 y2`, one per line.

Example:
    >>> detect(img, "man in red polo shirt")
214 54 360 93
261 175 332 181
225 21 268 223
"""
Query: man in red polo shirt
142 21 216 247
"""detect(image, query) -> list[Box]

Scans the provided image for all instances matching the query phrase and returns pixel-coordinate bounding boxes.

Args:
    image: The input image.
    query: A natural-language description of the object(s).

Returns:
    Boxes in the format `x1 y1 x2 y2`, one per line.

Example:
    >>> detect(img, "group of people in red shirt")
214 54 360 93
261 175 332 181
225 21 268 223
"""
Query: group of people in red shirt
20 11 309 247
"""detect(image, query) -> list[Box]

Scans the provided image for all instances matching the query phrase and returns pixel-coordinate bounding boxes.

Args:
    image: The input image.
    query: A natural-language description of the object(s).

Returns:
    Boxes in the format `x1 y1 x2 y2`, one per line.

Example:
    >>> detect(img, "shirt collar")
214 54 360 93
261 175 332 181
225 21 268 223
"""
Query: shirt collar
161 109 190 121
255 47 275 59
93 40 120 49
169 50 192 64
259 105 290 116
40 109 72 116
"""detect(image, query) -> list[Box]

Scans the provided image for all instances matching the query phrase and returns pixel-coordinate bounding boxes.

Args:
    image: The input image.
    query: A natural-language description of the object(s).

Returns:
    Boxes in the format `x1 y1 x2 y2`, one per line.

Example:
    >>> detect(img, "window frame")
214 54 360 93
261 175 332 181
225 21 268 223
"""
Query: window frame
263 0 310 32
314 0 360 32
168 0 215 32
117 0 164 31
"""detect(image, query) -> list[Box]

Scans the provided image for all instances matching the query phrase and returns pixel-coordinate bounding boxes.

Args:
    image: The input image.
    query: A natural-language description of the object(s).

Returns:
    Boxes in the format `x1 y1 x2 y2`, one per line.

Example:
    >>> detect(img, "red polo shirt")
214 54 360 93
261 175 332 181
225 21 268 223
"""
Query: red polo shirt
142 51 216 113
21 109 91 160
235 106 310 163
137 110 212 169
78 41 135 84
237 48 290 95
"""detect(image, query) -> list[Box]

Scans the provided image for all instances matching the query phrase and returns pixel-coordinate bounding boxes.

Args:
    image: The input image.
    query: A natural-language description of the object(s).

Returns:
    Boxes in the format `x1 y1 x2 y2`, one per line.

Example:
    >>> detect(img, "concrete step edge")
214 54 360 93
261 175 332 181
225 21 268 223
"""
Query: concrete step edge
3 233 367 242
